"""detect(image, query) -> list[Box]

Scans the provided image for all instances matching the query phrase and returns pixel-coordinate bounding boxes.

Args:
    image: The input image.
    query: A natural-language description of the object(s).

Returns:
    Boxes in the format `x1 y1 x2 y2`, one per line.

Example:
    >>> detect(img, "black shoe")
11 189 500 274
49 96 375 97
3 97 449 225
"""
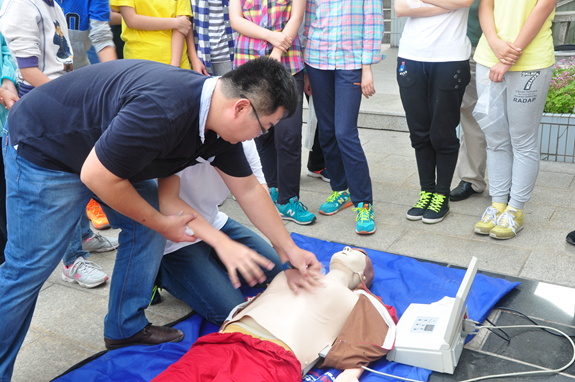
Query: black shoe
567 231 575 245
104 323 184 350
406 191 433 220
422 193 449 224
449 180 481 201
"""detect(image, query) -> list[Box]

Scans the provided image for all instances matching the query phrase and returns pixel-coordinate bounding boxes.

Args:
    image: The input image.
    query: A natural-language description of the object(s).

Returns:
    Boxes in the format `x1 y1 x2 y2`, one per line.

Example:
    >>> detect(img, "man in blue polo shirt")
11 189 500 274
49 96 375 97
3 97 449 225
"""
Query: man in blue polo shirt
0 57 322 380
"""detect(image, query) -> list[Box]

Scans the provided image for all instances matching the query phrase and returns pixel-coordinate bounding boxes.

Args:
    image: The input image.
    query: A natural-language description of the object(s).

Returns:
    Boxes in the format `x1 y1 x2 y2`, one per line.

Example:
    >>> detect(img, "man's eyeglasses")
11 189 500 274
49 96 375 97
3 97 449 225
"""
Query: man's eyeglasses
240 94 271 136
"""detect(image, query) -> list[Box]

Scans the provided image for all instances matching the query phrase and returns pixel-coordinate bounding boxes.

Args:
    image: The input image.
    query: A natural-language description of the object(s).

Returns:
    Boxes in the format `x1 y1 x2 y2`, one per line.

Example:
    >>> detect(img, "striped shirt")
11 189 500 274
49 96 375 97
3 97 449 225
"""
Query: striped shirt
303 0 385 71
234 0 304 74
191 0 235 74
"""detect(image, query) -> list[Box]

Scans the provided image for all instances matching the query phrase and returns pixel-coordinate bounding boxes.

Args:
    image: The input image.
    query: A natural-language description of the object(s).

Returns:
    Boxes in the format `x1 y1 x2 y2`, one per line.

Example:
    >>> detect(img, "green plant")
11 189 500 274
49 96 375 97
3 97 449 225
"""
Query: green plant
544 58 575 113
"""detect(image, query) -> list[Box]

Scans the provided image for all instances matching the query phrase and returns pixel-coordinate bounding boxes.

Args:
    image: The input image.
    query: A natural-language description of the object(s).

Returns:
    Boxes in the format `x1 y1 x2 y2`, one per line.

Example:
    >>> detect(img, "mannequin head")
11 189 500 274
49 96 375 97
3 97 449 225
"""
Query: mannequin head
329 247 374 289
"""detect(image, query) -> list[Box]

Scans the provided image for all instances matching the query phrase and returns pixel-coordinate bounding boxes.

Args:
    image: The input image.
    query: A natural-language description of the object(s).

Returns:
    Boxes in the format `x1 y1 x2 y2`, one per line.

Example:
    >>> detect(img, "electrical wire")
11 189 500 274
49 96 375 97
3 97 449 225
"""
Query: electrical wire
497 307 575 338
483 317 510 342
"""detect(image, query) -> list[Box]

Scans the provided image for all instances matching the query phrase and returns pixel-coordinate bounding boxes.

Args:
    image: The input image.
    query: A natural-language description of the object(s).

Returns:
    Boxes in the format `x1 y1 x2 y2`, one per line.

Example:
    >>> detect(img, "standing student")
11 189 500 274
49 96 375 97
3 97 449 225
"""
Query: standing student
303 0 384 234
229 0 317 226
395 0 473 224
473 0 556 239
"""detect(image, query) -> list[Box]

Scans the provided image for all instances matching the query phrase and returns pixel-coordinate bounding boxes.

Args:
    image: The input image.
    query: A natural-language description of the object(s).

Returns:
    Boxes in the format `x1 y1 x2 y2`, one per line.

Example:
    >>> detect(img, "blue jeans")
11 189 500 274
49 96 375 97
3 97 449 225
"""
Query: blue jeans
156 218 282 325
305 65 373 205
0 129 166 380
62 212 93 266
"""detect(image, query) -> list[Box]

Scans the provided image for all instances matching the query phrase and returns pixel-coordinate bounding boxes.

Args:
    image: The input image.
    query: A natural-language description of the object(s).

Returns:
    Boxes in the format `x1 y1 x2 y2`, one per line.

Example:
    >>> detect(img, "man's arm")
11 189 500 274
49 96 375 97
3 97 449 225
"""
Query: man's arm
217 169 324 293
157 174 274 288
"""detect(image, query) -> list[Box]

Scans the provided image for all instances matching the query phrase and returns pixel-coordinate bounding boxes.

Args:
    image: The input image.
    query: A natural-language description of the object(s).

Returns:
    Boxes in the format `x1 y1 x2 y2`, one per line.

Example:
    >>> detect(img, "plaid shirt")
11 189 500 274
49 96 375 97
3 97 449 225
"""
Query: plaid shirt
303 0 385 70
191 0 236 75
234 0 304 74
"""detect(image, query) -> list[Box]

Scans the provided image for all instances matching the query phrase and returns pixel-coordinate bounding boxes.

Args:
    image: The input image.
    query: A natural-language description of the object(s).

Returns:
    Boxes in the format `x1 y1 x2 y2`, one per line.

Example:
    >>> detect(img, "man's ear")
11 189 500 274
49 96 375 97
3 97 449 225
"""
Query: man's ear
233 98 250 119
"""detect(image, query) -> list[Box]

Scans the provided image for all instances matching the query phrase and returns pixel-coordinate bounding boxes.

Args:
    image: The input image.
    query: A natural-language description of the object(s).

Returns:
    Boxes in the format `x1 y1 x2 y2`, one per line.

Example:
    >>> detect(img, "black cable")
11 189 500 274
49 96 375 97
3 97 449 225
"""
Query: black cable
496 307 575 339
484 317 511 342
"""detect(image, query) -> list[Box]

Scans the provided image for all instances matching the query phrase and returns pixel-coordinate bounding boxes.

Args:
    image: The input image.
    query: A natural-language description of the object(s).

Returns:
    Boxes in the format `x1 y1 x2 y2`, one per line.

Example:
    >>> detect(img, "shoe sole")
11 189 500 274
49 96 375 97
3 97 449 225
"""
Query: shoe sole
422 210 450 224
474 228 491 235
61 273 108 288
306 171 330 182
567 237 575 245
356 226 376 235
489 225 524 240
406 213 423 221
105 331 184 350
319 201 353 216
280 215 317 225
92 222 111 230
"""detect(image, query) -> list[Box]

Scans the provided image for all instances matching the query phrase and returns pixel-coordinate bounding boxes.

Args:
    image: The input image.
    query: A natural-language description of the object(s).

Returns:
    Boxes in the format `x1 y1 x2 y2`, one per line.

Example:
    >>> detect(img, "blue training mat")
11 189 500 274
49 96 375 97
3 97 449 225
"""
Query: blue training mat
55 233 519 382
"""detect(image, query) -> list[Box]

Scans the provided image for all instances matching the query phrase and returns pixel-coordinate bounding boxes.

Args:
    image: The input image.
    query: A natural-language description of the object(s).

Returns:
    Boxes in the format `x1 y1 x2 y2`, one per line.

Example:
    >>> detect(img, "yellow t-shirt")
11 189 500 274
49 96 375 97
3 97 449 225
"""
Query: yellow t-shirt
474 0 555 71
111 0 192 68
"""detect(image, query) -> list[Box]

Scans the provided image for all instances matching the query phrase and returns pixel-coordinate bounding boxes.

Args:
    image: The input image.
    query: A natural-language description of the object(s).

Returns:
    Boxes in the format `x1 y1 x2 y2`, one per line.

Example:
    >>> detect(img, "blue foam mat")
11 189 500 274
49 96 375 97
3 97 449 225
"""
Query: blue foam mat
55 233 519 382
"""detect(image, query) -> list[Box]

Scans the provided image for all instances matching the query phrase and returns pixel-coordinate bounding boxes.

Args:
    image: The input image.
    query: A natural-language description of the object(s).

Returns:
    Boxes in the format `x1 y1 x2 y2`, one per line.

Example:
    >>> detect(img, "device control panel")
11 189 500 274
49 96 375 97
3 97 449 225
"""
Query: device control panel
410 316 439 333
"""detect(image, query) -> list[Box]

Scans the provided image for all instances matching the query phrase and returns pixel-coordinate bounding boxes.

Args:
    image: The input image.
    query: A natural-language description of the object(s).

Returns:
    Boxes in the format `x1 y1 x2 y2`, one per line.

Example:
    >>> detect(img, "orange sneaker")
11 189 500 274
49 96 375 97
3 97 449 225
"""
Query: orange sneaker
86 199 110 229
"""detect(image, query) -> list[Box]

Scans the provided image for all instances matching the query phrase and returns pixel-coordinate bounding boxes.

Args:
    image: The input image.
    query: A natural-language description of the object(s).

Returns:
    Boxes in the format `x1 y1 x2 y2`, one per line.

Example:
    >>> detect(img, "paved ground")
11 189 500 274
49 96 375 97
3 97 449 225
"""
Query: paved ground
9 45 575 381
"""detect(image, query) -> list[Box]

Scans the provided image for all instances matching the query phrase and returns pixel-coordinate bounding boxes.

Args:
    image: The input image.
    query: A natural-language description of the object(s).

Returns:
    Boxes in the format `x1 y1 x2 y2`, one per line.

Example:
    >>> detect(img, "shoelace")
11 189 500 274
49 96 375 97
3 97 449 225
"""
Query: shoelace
294 200 309 212
352 204 372 222
89 233 112 246
70 259 103 276
497 209 519 233
413 191 433 209
481 206 500 223
326 191 345 203
427 193 446 213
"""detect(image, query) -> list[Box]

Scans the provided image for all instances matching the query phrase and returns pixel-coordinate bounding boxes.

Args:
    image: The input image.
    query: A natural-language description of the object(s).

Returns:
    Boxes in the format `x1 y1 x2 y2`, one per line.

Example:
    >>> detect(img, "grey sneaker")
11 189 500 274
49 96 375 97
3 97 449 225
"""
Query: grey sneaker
62 257 108 288
82 233 119 253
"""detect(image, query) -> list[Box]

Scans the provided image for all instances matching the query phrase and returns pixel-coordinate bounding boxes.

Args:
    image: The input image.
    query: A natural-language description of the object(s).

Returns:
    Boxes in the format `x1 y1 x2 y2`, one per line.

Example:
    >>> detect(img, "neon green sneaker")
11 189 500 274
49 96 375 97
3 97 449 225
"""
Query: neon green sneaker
353 202 376 235
319 191 352 216
406 191 433 221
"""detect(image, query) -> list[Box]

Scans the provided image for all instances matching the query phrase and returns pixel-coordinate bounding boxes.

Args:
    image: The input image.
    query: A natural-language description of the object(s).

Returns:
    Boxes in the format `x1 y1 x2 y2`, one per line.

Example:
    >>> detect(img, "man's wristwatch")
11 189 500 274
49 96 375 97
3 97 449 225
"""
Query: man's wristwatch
282 261 296 271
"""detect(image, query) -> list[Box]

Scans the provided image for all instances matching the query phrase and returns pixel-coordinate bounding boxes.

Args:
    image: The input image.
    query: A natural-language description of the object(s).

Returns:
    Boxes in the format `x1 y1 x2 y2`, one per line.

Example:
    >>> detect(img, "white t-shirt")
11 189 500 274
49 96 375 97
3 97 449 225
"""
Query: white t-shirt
163 140 266 255
398 7 471 62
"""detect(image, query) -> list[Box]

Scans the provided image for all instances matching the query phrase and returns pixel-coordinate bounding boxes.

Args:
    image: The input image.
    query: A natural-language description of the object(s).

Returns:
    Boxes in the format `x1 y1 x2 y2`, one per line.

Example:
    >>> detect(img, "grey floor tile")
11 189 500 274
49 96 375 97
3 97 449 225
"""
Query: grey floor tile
549 206 575 229
389 230 530 276
11 337 94 382
536 170 575 189
520 251 575 288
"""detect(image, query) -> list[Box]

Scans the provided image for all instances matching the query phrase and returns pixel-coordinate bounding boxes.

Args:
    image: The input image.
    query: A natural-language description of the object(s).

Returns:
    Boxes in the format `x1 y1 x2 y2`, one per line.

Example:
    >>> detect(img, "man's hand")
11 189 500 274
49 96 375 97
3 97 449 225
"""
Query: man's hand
174 15 192 36
304 73 312 95
489 62 511 83
335 368 363 382
0 88 18 110
489 38 522 65
361 65 375 99
159 212 198 243
215 239 275 289
269 47 283 62
285 248 324 293
191 56 209 76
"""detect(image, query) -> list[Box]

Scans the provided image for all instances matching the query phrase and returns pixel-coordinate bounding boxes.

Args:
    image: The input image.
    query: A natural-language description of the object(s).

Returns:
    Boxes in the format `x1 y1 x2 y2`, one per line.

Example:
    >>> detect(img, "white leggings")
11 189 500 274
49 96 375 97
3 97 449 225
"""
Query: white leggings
476 63 553 209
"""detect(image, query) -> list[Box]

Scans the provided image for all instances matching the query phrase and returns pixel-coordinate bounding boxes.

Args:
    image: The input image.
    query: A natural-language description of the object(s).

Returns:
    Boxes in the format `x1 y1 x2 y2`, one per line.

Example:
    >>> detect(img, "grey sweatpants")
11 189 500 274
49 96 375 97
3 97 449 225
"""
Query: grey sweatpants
476 63 553 210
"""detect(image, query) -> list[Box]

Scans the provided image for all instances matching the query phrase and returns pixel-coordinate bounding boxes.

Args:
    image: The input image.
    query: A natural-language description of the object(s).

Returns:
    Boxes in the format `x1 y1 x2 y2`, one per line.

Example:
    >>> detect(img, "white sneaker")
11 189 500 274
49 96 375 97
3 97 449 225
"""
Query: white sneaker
82 233 119 253
62 257 109 288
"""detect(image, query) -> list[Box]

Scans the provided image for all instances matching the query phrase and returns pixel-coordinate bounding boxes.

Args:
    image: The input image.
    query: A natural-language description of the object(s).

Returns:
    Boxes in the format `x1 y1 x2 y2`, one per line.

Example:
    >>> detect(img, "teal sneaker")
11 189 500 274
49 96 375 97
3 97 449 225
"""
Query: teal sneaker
353 202 376 235
319 191 353 216
277 197 317 225
269 187 278 204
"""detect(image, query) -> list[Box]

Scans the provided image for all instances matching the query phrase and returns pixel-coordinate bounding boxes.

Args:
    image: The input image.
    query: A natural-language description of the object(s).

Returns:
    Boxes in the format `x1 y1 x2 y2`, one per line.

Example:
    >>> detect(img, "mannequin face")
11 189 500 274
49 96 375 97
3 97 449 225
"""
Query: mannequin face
329 247 368 288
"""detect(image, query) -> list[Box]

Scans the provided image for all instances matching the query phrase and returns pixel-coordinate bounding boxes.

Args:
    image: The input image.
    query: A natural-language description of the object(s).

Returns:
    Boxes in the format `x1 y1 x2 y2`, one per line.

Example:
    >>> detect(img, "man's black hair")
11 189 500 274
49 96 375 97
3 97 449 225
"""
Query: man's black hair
220 57 299 118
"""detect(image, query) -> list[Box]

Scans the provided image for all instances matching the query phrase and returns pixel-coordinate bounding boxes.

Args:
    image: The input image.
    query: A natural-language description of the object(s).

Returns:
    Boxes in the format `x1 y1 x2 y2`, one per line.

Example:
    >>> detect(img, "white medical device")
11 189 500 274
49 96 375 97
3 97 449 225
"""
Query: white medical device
386 257 478 374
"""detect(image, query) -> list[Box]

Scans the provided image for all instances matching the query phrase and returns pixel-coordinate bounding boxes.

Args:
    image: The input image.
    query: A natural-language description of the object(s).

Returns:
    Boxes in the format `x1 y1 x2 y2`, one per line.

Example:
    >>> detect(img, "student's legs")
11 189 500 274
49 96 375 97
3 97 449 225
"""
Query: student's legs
398 58 436 193
157 218 281 325
272 71 304 204
427 61 468 195
0 137 91 380
506 66 553 209
62 213 93 266
476 63 513 205
99 179 167 340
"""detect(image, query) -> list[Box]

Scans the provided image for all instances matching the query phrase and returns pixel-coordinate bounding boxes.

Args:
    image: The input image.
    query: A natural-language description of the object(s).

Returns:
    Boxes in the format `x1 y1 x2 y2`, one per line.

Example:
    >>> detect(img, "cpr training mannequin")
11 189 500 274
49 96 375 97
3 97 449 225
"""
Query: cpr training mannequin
153 247 398 382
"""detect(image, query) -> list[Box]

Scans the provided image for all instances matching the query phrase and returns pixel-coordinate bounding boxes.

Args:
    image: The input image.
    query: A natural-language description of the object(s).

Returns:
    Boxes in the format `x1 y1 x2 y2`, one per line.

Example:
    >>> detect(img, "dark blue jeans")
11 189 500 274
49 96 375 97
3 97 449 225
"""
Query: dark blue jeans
156 218 281 325
305 65 373 205
0 128 166 380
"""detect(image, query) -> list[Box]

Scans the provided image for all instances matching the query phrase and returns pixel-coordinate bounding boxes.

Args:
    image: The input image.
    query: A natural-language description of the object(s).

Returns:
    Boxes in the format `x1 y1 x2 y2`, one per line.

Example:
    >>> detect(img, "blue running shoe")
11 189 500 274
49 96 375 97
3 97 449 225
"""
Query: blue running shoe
277 197 317 225
353 202 376 235
319 191 352 216
269 187 278 204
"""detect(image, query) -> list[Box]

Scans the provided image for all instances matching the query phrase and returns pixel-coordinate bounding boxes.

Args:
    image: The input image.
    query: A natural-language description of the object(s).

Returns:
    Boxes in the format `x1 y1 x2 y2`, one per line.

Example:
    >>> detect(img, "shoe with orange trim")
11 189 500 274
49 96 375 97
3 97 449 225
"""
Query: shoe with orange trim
86 199 110 229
